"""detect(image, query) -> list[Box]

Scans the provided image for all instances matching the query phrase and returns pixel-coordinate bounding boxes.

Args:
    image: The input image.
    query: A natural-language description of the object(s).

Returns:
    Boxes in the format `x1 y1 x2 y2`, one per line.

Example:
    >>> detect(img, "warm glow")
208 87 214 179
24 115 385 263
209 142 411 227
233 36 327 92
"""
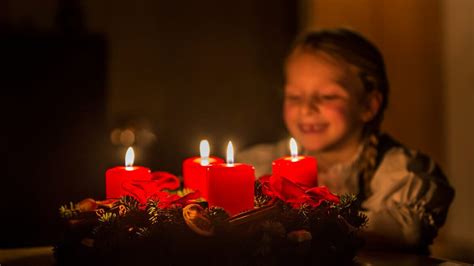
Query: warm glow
226 141 234 166
200 140 210 166
125 147 135 169
290 138 298 162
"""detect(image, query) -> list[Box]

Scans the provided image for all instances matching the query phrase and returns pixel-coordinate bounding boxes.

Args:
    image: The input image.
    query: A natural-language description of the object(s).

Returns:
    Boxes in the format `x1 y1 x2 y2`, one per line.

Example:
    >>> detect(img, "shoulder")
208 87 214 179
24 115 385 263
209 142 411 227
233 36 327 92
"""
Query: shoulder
374 134 450 186
363 135 454 248
368 134 455 219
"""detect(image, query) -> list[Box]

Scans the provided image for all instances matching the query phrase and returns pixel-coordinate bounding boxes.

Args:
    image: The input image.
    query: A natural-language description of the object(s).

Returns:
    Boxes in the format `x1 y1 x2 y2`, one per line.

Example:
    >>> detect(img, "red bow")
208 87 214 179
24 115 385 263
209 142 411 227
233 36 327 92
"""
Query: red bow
122 171 181 204
148 190 201 209
259 175 339 208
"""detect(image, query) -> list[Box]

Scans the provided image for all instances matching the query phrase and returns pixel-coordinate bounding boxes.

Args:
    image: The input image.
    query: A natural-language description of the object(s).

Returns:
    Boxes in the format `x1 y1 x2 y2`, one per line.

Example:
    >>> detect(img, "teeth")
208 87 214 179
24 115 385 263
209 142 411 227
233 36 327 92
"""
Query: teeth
300 124 326 133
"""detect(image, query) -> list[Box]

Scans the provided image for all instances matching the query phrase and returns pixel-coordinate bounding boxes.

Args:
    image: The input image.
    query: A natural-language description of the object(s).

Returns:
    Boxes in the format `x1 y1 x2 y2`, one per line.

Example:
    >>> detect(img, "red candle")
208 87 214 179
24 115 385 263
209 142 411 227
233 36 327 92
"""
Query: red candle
106 147 151 199
207 141 255 216
183 140 224 198
272 138 318 188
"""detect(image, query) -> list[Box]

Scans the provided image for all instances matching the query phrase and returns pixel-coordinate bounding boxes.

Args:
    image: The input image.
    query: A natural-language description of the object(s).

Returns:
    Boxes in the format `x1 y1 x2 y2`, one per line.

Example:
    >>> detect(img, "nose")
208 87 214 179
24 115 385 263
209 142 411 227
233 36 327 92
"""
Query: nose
300 96 320 116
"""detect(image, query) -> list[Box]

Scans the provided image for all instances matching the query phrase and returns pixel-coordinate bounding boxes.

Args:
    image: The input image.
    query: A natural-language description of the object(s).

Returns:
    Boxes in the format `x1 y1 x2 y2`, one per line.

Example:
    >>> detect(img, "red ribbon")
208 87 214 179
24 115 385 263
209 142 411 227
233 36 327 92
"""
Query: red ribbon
259 174 339 208
121 171 181 205
148 190 201 209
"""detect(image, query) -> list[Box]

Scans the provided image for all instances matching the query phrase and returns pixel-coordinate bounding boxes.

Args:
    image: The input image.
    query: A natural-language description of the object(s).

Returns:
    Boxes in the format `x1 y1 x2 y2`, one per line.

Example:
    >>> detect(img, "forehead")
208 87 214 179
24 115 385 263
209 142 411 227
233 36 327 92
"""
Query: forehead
285 50 362 93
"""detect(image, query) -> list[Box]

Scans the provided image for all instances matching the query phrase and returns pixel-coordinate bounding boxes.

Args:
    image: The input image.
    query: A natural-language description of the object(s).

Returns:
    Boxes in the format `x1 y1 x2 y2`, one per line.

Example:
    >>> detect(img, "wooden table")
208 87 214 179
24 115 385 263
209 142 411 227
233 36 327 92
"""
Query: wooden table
0 246 54 266
0 246 471 265
355 250 471 266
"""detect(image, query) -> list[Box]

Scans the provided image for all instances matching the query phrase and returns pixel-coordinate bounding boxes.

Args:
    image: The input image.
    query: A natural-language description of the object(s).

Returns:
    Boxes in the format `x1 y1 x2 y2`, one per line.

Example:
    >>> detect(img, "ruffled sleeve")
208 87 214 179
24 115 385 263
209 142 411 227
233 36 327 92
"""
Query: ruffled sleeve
361 147 454 251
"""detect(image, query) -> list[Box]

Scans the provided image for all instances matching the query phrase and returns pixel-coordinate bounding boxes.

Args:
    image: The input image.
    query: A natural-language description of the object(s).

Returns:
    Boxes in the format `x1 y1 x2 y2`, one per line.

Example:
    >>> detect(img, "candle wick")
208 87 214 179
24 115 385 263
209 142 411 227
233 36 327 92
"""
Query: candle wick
291 155 298 162
227 155 234 166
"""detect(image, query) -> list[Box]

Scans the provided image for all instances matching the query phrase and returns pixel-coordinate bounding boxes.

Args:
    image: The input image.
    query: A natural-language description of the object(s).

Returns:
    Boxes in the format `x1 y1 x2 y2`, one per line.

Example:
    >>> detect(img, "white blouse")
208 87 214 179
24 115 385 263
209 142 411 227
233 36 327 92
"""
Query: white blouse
238 137 454 251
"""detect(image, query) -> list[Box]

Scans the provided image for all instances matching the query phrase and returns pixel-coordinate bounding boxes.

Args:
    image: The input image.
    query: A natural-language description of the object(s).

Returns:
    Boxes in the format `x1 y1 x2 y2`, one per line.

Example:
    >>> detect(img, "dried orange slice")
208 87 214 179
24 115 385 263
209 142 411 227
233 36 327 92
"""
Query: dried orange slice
76 198 98 212
182 204 214 236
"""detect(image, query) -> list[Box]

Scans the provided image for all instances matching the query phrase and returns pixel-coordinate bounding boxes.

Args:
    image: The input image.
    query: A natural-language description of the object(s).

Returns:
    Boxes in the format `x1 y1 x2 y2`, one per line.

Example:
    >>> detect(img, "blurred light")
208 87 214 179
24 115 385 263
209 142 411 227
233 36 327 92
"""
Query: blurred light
120 129 135 147
110 128 122 145
136 129 156 146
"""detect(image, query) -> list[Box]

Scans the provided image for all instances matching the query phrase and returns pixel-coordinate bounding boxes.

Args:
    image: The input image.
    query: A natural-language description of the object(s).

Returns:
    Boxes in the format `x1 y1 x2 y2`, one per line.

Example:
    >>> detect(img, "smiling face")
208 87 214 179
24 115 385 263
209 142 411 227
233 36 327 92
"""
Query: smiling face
283 50 370 154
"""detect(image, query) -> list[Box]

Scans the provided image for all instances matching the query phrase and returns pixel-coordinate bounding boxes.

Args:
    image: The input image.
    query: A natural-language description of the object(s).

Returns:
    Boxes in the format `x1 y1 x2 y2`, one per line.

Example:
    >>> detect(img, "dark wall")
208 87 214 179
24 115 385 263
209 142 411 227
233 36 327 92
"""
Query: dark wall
97 1 298 174
2 30 108 247
2 1 297 247
133 1 297 174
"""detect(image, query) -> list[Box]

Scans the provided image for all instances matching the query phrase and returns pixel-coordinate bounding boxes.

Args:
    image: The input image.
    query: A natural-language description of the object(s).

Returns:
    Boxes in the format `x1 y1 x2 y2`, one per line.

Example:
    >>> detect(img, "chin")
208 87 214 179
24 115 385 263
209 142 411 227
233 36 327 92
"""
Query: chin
298 137 329 153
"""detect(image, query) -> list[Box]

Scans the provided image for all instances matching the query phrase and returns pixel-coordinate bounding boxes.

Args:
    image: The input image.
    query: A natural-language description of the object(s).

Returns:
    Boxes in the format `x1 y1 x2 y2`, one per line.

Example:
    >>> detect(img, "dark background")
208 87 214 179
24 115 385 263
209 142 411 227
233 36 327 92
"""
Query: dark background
2 0 296 247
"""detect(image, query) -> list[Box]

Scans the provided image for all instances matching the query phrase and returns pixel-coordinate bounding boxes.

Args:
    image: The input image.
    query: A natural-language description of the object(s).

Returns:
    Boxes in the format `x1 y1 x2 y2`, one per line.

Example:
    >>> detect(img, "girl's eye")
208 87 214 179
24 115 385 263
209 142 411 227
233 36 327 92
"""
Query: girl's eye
285 95 303 103
320 95 340 101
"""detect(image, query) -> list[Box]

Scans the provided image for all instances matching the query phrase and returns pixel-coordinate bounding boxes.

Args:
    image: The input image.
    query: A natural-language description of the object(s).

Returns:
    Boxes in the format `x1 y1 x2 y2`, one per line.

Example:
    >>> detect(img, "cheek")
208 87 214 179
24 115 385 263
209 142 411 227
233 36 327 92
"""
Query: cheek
283 103 298 126
322 103 353 125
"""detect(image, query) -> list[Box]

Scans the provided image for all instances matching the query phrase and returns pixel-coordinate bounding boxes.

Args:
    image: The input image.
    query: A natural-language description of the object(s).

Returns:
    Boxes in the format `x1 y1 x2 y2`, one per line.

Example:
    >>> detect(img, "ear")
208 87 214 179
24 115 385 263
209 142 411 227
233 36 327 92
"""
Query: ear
361 90 382 122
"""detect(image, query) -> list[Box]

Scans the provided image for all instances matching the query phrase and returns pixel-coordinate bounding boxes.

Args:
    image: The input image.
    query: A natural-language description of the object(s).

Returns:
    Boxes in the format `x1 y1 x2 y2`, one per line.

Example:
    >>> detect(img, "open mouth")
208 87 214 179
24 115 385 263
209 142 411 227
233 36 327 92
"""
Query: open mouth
298 123 328 134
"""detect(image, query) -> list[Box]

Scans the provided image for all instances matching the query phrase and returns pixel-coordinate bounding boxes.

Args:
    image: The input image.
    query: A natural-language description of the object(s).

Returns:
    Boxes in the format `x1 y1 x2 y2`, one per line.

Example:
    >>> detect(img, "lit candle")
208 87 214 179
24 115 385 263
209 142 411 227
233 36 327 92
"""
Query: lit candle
183 140 224 198
106 147 151 199
272 138 318 188
207 141 255 216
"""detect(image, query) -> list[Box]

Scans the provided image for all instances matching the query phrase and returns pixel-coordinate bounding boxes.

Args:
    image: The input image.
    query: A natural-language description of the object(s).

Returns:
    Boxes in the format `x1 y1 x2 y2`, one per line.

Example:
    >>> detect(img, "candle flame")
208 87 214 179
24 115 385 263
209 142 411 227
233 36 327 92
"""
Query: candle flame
226 141 234 166
200 139 210 166
125 147 135 169
290 138 298 162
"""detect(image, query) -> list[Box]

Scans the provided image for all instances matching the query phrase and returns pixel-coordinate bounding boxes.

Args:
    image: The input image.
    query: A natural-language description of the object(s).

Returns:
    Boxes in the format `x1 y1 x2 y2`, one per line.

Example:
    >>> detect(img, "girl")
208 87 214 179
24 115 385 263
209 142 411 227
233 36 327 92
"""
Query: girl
239 28 454 253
